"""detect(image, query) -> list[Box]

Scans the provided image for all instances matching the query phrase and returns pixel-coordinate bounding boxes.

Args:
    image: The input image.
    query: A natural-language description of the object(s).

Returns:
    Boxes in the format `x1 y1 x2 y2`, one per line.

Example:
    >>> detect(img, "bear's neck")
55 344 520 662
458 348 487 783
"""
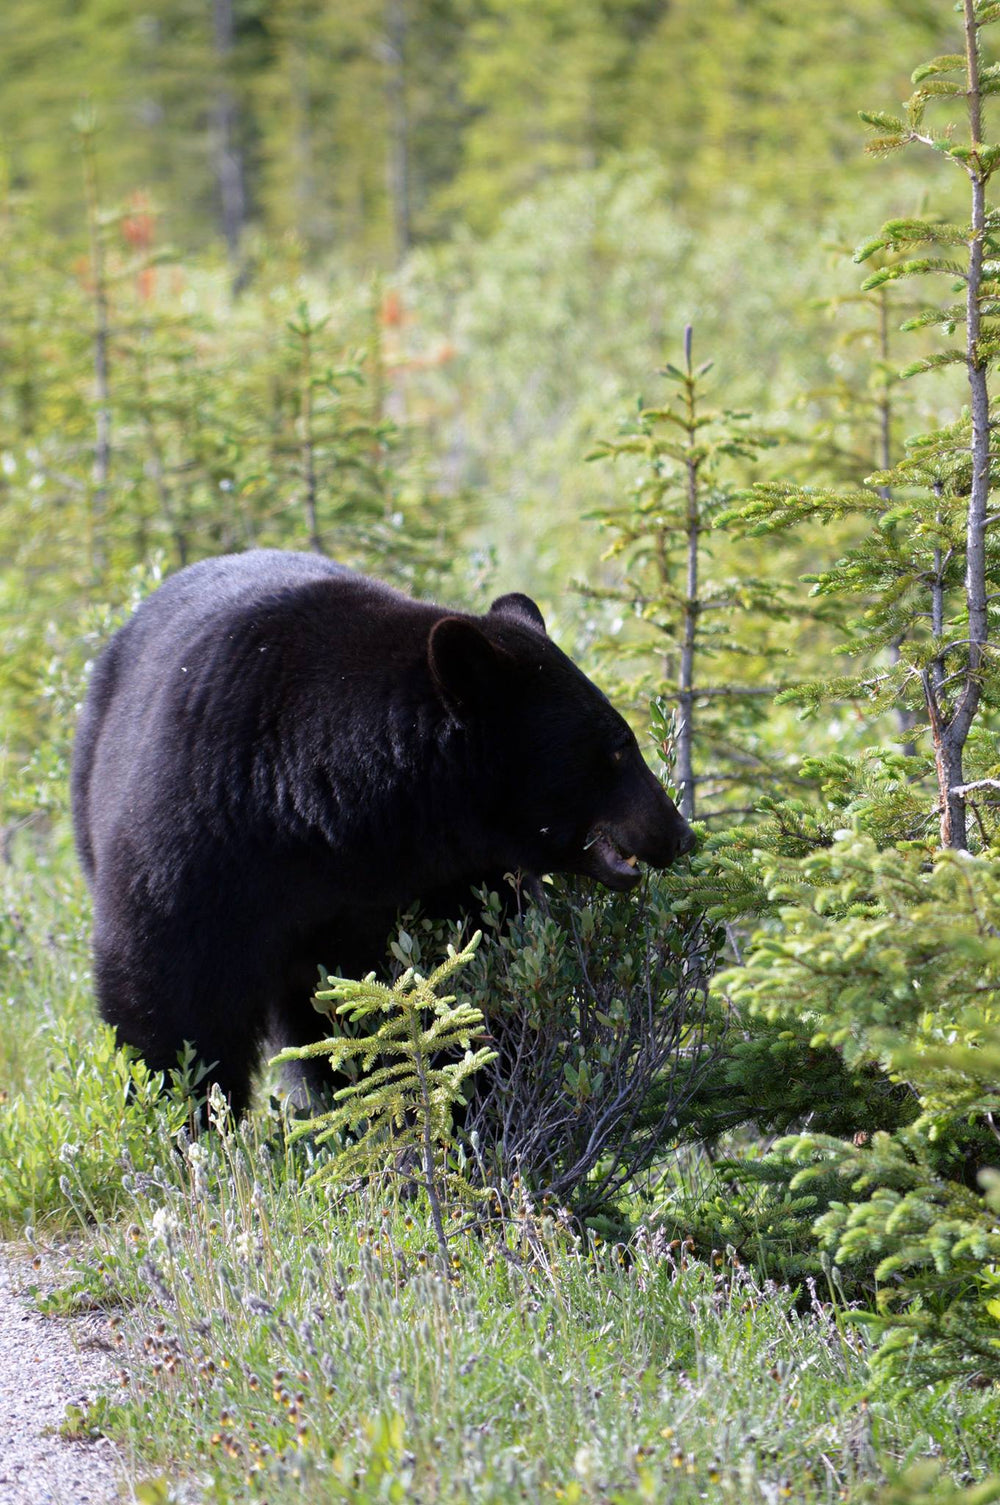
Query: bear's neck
279 698 520 905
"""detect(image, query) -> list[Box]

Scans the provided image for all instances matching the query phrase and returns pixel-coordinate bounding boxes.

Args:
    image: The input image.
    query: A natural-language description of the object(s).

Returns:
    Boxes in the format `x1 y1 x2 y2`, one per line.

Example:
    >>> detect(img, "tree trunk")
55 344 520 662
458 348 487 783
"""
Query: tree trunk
677 324 699 822
383 0 411 265
936 0 993 848
212 0 247 275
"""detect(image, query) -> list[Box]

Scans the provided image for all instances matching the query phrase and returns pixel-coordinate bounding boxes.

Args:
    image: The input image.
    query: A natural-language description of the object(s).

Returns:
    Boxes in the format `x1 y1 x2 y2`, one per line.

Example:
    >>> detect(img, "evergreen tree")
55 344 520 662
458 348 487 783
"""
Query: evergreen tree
625 0 945 215
444 0 655 232
715 835 1000 1386
0 0 960 263
585 328 787 822
690 6 1000 1390
274 931 492 1264
735 3 1000 850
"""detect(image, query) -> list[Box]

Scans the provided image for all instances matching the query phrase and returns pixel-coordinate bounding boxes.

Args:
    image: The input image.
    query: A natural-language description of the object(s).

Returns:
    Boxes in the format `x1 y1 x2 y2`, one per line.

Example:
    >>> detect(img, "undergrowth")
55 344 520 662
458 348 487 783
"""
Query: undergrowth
3 836 1000 1501
37 1097 1000 1504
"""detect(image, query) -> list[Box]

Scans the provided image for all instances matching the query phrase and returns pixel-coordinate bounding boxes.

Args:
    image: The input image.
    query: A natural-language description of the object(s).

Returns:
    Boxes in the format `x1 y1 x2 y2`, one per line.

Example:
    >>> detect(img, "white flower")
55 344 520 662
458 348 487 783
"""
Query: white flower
151 1206 178 1243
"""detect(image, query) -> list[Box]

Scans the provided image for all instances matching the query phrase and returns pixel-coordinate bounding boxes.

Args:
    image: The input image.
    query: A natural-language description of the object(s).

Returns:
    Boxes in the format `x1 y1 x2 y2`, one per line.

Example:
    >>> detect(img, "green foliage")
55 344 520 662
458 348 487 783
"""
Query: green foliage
671 17 1000 1377
0 173 467 787
449 876 720 1218
274 932 493 1258
732 3 1000 850
870 1471 1000 1505
290 874 720 1223
1 832 997 1497
585 332 788 821
623 0 943 220
0 1 944 260
446 0 656 232
7 0 1000 1455
661 747 936 934
0 1023 195 1235
405 156 889 597
41 1138 1000 1503
714 835 1000 1384
717 838 1000 1078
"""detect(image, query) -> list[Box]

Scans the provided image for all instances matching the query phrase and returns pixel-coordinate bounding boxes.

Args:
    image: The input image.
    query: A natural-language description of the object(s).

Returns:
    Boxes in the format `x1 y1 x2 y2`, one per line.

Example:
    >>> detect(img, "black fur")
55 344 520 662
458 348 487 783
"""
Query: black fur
72 550 694 1114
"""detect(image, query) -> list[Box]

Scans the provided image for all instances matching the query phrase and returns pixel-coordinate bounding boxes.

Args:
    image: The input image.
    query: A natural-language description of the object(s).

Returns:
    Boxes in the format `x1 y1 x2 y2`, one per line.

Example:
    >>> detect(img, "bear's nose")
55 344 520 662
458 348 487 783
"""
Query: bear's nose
675 822 697 858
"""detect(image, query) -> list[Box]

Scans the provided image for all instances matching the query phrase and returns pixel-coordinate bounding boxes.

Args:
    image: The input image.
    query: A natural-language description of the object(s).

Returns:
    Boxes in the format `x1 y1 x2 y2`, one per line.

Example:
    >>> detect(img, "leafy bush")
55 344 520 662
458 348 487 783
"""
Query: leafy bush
364 875 720 1220
0 1022 194 1235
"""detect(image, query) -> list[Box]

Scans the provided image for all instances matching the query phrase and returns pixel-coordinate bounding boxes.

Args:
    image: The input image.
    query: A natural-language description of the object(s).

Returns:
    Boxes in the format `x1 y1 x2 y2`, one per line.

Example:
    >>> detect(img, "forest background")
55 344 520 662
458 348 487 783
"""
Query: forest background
3 1 1000 1501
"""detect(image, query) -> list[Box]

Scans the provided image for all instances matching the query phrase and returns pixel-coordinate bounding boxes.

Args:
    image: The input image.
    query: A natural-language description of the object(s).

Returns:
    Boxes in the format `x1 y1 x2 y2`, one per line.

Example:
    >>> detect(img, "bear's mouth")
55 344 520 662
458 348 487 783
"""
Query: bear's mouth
582 828 641 891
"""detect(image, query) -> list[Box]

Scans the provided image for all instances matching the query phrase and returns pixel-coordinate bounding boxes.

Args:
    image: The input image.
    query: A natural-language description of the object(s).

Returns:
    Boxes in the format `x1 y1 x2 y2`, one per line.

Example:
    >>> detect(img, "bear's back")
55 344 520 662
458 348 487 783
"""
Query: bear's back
72 553 372 878
124 550 351 645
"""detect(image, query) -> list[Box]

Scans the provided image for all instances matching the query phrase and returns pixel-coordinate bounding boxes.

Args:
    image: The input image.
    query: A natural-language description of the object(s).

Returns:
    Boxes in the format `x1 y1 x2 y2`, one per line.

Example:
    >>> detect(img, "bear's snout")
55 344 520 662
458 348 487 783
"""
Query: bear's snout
582 769 695 890
628 802 696 870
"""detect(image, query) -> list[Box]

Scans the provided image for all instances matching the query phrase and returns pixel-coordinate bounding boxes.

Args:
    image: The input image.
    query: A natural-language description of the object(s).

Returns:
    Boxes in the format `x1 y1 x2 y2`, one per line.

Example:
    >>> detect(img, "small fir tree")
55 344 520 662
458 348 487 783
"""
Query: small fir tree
272 932 493 1265
714 835 1000 1386
585 327 786 823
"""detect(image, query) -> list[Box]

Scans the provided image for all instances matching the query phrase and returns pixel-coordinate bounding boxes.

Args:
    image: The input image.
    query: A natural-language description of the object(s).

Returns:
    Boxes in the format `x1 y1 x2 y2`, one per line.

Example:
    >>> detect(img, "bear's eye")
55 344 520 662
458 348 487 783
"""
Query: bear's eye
610 747 625 766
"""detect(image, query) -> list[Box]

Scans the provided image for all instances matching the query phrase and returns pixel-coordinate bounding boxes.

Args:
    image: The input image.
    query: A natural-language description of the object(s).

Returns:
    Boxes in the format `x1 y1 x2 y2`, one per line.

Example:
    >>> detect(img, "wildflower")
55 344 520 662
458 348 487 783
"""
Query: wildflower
573 1446 594 1480
150 1206 178 1245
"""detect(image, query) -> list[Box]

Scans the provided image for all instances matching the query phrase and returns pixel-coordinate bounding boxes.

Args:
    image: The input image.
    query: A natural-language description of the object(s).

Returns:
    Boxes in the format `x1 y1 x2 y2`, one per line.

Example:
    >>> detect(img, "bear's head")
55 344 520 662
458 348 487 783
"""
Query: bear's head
428 594 695 891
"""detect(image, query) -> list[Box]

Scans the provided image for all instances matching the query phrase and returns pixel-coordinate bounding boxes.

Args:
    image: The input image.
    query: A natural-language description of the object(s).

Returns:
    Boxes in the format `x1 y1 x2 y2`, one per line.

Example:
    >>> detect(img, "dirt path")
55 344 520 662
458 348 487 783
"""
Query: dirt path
0 1250 129 1504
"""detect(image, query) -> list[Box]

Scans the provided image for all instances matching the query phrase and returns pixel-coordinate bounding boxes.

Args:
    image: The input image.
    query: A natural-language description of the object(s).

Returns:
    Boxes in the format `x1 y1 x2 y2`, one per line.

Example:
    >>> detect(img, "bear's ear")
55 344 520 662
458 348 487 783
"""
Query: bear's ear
488 592 547 636
428 617 511 714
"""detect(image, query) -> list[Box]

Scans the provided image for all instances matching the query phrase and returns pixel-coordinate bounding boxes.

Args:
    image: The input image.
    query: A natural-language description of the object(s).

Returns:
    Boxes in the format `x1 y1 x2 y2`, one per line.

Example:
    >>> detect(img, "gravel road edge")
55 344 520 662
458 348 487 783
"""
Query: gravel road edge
0 1246 131 1505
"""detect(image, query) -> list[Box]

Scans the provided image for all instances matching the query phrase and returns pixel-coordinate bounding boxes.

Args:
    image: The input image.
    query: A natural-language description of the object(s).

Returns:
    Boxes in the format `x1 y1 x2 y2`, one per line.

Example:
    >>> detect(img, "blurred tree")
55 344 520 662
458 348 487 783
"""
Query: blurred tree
626 0 946 214
254 0 469 259
211 0 249 272
0 0 963 261
444 0 661 231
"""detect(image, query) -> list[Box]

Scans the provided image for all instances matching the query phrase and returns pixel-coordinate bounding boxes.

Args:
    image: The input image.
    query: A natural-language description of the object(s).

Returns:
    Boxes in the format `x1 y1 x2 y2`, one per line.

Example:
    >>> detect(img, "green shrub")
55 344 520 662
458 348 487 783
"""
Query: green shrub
0 1021 195 1235
714 835 1000 1384
360 875 720 1221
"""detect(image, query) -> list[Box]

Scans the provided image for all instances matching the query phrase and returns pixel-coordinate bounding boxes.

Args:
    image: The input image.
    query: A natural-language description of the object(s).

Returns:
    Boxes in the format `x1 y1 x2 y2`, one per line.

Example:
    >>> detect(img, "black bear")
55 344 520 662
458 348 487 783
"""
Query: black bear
72 550 694 1114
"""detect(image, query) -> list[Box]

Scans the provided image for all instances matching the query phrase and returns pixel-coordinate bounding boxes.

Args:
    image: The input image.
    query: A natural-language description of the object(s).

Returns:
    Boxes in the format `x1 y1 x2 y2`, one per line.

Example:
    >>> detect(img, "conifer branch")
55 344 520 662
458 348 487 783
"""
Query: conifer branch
272 931 492 1266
